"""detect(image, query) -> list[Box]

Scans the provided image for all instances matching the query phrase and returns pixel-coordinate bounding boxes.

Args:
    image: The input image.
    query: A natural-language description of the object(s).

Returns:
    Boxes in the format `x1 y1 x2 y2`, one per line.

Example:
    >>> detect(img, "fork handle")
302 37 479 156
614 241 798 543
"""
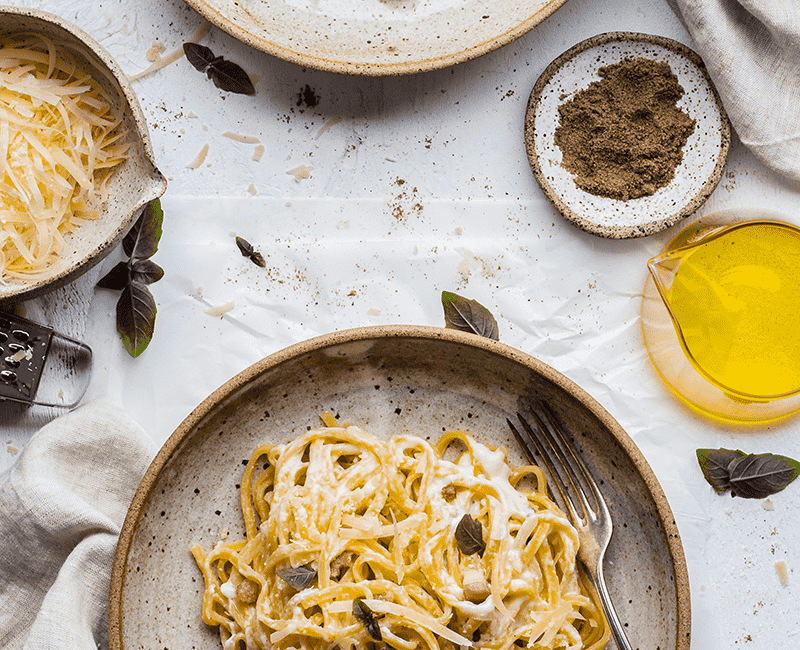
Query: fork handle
594 561 634 650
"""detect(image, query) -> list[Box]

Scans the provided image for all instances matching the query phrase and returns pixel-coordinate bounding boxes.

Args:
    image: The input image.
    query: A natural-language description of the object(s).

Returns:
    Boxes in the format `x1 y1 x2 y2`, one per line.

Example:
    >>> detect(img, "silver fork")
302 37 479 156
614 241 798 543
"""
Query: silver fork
507 403 633 650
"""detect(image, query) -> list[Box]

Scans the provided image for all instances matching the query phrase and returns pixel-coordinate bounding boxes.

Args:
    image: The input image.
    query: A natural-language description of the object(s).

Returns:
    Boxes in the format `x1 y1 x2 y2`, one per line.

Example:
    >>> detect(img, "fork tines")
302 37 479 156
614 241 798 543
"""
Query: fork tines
507 402 598 523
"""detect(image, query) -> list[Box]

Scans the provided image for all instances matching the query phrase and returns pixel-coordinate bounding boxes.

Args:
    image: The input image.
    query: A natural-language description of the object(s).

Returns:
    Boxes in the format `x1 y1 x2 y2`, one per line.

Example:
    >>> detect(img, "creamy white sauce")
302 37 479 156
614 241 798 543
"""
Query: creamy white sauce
219 579 237 600
227 427 585 647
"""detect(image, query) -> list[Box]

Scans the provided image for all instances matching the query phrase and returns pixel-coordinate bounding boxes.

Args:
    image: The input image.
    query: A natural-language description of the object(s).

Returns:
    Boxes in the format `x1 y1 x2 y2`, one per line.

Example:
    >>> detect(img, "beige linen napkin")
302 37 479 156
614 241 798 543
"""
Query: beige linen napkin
0 399 157 650
668 0 800 181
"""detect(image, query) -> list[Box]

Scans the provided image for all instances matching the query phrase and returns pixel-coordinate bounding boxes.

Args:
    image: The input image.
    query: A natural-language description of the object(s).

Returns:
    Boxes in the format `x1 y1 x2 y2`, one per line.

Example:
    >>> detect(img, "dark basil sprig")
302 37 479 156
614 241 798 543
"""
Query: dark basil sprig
276 564 317 591
455 513 486 555
235 236 266 267
353 598 382 641
697 448 800 499
441 291 499 340
183 43 255 95
97 199 164 357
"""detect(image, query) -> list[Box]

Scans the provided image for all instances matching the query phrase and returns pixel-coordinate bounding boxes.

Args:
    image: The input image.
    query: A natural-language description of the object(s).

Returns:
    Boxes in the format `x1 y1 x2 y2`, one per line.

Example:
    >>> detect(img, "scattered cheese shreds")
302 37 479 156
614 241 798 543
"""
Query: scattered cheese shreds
205 301 234 316
186 143 209 169
222 131 260 144
316 116 341 138
252 144 265 162
0 34 128 280
776 560 789 586
145 40 166 63
287 164 313 182
128 19 212 82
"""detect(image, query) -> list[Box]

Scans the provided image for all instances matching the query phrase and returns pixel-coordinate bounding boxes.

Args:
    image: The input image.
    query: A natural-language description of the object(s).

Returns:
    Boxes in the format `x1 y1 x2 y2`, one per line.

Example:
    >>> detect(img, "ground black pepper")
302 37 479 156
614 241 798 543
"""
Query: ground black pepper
553 57 696 201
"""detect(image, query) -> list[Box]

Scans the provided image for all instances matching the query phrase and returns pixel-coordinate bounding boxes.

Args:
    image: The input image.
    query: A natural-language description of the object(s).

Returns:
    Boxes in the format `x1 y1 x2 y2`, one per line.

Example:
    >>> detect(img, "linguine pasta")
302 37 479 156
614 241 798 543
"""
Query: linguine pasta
191 413 610 650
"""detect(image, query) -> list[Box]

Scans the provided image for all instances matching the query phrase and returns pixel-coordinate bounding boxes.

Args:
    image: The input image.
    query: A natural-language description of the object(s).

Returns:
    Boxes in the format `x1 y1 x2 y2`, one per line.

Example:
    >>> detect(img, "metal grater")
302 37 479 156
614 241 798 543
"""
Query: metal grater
0 313 53 402
0 311 91 407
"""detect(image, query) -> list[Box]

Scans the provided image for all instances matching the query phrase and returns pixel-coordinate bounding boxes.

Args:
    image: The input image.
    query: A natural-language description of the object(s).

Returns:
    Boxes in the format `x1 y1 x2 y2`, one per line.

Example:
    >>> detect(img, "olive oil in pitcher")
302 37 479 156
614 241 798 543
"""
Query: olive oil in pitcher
643 215 800 424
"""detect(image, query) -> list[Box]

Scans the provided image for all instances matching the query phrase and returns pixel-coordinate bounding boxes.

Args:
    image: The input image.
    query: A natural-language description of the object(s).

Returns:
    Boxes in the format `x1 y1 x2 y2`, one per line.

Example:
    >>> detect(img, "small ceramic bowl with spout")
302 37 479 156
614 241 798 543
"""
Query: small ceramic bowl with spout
0 6 167 303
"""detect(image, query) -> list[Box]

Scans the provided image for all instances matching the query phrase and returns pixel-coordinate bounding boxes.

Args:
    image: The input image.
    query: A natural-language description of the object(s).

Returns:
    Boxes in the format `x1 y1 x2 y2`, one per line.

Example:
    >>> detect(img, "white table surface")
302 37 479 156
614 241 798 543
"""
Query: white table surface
3 0 800 648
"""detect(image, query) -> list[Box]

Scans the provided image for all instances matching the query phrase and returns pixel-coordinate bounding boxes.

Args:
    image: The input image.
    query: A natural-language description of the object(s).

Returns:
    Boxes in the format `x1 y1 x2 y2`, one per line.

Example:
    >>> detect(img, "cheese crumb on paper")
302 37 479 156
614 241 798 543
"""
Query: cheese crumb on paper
129 20 212 81
316 116 341 138
253 144 265 162
776 560 789 586
145 40 166 62
223 131 260 144
205 301 235 315
186 143 209 169
287 164 313 182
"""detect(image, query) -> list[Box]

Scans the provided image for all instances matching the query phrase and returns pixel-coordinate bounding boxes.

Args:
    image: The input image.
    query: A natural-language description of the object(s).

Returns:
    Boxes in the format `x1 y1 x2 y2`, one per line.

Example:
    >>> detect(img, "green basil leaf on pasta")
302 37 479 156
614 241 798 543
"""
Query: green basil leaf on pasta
455 513 485 556
353 598 382 641
276 564 317 591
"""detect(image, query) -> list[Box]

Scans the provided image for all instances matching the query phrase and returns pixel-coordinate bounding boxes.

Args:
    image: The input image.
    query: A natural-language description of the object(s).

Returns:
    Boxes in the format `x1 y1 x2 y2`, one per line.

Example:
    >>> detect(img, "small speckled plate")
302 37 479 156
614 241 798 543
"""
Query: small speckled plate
525 32 730 239
109 326 690 650
182 0 568 75
0 7 167 302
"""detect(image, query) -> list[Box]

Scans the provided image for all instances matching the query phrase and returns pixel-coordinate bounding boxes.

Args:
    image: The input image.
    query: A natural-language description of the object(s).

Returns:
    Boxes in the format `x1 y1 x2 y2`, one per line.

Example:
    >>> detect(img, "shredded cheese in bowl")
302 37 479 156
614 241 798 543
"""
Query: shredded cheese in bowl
0 33 128 280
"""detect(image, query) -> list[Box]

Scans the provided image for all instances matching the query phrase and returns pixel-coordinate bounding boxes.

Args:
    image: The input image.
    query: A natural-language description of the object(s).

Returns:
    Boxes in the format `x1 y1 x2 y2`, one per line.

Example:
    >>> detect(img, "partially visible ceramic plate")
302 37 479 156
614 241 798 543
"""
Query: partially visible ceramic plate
0 7 166 303
525 32 730 239
182 0 568 75
109 325 690 650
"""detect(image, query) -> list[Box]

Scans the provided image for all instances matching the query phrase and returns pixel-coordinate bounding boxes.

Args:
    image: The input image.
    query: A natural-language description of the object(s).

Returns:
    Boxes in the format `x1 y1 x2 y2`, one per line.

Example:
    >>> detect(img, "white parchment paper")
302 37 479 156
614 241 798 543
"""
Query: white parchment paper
82 191 800 649
0 0 799 646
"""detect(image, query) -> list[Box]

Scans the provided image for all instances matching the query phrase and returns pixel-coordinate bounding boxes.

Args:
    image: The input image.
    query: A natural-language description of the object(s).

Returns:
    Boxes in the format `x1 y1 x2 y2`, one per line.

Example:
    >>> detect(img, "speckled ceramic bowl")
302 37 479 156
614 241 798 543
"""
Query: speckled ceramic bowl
0 7 166 303
182 0 568 75
525 32 730 239
109 325 691 650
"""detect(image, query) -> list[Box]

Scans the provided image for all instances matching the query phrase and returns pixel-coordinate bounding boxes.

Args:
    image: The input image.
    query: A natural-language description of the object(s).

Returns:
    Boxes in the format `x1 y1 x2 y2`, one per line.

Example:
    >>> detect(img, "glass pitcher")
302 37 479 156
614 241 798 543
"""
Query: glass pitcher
641 208 800 425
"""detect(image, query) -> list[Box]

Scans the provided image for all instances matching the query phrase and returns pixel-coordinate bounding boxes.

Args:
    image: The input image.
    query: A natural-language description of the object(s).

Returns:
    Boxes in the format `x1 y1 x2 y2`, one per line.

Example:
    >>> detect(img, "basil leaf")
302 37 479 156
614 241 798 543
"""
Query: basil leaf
455 513 485 556
207 59 255 95
183 42 219 72
130 259 165 285
353 598 382 641
696 448 745 494
235 236 266 267
441 291 499 340
116 281 156 358
276 564 317 591
728 453 800 499
96 261 129 291
123 199 163 259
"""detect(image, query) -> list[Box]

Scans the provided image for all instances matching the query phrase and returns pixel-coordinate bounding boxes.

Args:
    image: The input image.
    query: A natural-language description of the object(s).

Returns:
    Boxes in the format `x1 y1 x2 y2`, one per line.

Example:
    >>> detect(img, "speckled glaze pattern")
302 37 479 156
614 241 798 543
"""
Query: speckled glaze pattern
525 32 731 239
182 0 569 75
0 7 167 303
109 325 691 650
